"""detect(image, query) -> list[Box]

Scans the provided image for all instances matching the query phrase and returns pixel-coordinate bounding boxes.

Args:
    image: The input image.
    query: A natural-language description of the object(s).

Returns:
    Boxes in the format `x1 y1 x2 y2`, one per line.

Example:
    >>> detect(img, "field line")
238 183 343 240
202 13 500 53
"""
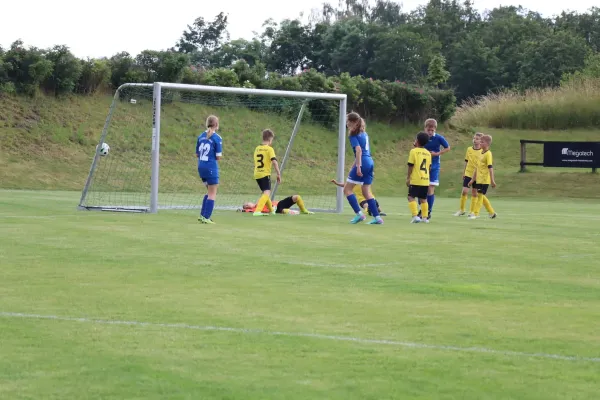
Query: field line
1 311 598 364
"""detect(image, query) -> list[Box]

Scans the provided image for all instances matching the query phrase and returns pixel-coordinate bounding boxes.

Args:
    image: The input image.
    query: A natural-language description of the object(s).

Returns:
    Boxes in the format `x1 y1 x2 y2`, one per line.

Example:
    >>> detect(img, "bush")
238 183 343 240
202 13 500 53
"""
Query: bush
77 59 110 94
43 45 83 96
3 40 53 96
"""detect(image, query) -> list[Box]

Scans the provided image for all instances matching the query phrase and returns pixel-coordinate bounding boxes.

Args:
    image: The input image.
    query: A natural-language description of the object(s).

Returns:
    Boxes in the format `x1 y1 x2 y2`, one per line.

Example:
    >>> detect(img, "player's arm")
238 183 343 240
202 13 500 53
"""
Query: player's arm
488 153 496 187
406 150 415 187
431 137 451 157
469 169 477 186
270 148 281 183
215 137 223 161
330 179 344 187
195 138 200 158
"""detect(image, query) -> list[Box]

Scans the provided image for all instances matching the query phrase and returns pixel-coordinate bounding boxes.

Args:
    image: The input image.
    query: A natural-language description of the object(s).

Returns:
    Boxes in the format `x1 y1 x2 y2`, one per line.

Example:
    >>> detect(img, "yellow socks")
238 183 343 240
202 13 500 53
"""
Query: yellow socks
420 202 429 219
296 195 307 212
475 195 485 216
469 196 478 215
255 194 269 213
482 195 494 214
408 200 419 217
460 194 468 212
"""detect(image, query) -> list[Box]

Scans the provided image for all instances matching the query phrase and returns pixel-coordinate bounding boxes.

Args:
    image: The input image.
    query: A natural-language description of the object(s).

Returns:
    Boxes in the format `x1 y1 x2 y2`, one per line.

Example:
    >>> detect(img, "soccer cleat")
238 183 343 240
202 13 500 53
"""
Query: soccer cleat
350 213 366 224
367 217 384 225
454 211 465 216
253 212 268 216
489 213 497 219
301 210 315 214
422 218 430 224
203 218 215 224
468 215 478 220
411 216 421 224
270 210 276 215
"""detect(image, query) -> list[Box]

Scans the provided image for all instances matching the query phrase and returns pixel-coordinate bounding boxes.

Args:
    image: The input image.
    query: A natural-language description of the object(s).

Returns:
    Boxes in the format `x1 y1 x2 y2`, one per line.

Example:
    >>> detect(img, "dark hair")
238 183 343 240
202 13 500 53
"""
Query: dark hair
346 112 365 136
262 129 275 141
416 132 429 147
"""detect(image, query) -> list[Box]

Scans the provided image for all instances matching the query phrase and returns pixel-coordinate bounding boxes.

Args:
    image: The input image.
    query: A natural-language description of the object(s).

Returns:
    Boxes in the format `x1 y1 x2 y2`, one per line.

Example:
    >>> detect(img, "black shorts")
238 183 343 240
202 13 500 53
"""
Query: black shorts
276 196 295 213
474 183 489 195
463 176 474 188
408 185 428 200
256 176 271 192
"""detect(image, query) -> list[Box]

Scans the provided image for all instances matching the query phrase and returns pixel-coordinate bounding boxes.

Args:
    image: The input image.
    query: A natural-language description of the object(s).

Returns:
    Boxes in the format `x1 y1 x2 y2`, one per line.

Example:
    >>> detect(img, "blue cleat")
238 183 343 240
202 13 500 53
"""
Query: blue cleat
350 213 366 224
367 217 384 224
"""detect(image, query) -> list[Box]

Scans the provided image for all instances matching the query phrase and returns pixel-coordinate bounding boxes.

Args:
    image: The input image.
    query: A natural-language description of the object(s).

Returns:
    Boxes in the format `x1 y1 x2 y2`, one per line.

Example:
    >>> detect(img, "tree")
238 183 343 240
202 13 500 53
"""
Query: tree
427 54 450 87
174 12 229 67
555 8 600 52
43 45 82 95
3 40 53 96
518 30 590 89
265 19 310 75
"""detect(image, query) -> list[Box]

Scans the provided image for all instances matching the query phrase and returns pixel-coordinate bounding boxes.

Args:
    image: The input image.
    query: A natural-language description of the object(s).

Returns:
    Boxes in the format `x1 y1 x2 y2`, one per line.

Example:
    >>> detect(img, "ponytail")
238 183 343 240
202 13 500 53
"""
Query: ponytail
205 115 219 138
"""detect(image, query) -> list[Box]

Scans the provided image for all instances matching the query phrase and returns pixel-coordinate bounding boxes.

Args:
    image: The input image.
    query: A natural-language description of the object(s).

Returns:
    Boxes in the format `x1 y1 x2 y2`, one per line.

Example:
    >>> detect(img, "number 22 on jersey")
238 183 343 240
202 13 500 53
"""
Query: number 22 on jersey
198 142 211 161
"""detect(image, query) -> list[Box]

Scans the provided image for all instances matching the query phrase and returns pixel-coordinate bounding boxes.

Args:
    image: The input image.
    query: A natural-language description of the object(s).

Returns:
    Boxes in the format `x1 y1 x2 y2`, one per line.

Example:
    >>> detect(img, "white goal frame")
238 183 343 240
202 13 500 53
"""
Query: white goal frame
78 82 348 214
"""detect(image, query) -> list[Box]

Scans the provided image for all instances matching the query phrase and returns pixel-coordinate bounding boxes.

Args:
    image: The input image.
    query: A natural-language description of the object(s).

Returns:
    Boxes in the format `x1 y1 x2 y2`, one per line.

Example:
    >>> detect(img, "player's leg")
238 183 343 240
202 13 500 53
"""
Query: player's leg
254 177 272 216
361 165 382 224
344 165 365 223
482 191 496 218
468 185 478 217
290 194 313 214
455 176 470 216
201 173 219 224
427 167 439 218
407 186 421 223
419 197 429 223
469 185 488 220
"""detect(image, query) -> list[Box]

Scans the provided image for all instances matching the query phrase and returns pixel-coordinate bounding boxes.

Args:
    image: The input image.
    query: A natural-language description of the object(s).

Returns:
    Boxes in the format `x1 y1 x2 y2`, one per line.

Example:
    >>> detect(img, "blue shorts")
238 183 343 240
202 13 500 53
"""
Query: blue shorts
347 163 374 185
430 165 440 186
198 167 219 186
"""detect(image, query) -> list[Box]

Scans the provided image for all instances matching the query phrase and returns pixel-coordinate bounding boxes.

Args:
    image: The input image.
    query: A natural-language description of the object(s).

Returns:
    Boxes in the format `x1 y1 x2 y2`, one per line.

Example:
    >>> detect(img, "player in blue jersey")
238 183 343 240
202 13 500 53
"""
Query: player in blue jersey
343 112 383 225
419 118 450 219
196 115 223 224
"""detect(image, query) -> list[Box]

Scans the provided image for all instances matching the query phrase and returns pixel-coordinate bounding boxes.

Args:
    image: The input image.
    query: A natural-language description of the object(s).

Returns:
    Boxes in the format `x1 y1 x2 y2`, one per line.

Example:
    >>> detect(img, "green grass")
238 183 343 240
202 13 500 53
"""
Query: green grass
1 92 600 202
1 190 600 399
451 78 600 130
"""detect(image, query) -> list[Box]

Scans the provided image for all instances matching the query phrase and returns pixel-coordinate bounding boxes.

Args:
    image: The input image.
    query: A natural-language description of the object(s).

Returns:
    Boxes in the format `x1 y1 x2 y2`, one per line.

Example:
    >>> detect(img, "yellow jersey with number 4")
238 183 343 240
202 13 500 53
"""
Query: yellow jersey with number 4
254 145 276 179
408 147 431 186
475 150 493 184
464 146 482 178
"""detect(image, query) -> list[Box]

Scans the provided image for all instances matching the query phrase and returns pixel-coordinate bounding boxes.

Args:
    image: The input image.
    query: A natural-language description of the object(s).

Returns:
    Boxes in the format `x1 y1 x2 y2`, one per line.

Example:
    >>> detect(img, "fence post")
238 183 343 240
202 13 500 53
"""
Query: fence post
520 141 526 172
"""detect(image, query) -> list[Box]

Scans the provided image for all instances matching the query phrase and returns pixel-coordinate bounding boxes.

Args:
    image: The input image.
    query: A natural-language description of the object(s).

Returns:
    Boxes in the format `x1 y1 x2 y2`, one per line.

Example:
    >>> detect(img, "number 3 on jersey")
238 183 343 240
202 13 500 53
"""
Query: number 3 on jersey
256 153 264 168
419 159 428 176
198 142 211 161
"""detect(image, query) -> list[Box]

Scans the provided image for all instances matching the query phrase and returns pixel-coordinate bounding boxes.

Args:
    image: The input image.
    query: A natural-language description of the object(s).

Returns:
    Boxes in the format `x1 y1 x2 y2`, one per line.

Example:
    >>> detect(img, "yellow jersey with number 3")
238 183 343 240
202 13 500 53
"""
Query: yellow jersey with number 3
475 150 493 184
464 146 482 178
254 145 277 179
408 147 431 186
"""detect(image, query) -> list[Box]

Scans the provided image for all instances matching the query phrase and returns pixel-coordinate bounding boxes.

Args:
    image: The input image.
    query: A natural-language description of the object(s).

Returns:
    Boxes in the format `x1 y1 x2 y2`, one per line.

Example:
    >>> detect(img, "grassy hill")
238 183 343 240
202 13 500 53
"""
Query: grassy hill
1 92 599 199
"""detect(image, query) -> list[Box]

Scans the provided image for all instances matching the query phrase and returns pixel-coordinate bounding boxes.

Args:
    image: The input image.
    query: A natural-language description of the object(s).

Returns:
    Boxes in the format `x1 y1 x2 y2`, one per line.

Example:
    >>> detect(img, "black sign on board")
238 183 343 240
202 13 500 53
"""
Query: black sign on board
543 141 600 168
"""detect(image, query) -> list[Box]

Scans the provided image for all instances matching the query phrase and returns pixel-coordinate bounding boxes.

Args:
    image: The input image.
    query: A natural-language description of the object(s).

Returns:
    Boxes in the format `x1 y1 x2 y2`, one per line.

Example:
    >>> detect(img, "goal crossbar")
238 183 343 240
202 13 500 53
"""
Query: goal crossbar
78 82 348 214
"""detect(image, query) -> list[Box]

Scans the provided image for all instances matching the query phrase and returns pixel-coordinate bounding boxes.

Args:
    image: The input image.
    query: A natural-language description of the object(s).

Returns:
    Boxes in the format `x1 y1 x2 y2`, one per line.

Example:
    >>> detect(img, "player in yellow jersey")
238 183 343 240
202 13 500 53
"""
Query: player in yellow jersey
253 129 282 216
329 179 386 216
454 133 482 216
468 134 497 220
407 132 432 223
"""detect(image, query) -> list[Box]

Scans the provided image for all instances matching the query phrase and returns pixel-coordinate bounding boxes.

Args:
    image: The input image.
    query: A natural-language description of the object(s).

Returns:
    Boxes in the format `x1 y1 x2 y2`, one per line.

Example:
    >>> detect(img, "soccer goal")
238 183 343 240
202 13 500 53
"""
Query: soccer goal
78 82 348 213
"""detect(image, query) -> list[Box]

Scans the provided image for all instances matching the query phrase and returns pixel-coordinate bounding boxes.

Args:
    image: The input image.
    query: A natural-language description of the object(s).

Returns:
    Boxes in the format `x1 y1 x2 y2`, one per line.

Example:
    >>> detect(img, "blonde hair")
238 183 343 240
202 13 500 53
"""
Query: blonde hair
262 129 275 142
424 118 437 129
347 112 365 136
481 134 492 145
205 115 219 138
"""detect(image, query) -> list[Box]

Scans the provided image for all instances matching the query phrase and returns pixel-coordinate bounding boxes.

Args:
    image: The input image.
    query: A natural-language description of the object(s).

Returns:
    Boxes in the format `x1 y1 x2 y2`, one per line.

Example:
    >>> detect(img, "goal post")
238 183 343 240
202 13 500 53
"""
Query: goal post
78 82 348 214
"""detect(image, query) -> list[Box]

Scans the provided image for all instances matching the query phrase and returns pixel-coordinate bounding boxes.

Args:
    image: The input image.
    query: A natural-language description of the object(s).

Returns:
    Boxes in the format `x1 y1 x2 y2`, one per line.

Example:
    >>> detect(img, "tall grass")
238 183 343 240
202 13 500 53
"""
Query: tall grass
451 78 600 130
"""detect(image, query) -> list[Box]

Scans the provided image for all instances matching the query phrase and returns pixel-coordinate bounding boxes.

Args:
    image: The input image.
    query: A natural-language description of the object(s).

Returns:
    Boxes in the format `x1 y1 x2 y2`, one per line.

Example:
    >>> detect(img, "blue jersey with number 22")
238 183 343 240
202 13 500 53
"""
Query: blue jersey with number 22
349 132 373 166
196 131 223 170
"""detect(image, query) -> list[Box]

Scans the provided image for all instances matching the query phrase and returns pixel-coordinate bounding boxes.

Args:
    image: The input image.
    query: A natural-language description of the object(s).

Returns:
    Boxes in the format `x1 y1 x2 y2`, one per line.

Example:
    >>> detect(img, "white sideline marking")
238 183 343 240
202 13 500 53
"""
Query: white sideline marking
1 311 598 363
0 214 110 219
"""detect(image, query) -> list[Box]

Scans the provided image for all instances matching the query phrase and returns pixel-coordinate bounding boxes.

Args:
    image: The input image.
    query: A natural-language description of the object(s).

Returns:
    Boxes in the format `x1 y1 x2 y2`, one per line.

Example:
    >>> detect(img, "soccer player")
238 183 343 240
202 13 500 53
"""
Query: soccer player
343 112 383 225
196 115 223 224
454 132 483 216
468 134 497 220
329 179 386 216
407 132 432 223
253 129 282 216
420 118 450 219
240 194 314 215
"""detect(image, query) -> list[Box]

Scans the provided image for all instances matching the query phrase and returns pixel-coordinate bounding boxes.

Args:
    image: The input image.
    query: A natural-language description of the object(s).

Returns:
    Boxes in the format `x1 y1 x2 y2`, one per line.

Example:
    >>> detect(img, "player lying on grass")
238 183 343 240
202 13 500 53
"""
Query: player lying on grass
454 132 482 217
253 129 282 216
468 134 497 220
240 195 314 215
407 132 432 223
330 179 386 216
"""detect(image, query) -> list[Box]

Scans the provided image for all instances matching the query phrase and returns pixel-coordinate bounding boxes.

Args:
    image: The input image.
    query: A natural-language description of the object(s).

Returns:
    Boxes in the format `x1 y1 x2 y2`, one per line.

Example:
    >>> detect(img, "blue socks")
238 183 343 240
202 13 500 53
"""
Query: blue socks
200 195 208 217
366 198 379 217
346 194 361 214
203 199 215 219
427 194 435 214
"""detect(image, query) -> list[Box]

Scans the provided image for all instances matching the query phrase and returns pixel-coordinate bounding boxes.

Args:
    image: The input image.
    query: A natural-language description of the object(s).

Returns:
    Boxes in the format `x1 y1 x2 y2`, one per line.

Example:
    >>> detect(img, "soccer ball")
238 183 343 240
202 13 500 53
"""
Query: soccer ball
97 143 110 156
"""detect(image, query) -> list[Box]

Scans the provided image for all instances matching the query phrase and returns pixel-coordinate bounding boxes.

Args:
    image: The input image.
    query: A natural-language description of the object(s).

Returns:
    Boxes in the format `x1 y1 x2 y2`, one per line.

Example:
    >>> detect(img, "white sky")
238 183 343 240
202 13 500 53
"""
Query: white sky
1 0 597 59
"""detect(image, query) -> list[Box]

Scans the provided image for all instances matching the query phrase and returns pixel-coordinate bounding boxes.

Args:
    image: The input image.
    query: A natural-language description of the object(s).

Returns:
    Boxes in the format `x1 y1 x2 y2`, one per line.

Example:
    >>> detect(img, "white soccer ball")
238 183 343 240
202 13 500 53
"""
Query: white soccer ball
98 143 110 156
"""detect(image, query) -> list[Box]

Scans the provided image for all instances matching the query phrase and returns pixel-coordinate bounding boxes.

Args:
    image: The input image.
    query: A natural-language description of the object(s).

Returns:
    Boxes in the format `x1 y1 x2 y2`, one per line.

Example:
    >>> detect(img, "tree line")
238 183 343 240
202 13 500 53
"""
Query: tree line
1 0 599 124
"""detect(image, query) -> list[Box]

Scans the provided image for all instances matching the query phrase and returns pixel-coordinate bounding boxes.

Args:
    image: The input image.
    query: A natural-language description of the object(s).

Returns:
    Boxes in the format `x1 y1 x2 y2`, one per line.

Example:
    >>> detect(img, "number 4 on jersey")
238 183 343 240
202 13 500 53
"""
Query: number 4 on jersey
420 159 428 176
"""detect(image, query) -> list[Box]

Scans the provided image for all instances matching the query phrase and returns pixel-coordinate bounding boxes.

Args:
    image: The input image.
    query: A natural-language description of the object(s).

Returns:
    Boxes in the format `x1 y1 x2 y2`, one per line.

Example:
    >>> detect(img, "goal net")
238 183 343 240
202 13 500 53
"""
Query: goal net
78 82 347 213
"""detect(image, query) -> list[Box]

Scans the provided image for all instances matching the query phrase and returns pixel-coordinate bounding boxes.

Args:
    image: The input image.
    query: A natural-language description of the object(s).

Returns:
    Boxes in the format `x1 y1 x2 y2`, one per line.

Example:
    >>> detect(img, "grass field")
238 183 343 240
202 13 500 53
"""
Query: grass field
1 190 599 399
